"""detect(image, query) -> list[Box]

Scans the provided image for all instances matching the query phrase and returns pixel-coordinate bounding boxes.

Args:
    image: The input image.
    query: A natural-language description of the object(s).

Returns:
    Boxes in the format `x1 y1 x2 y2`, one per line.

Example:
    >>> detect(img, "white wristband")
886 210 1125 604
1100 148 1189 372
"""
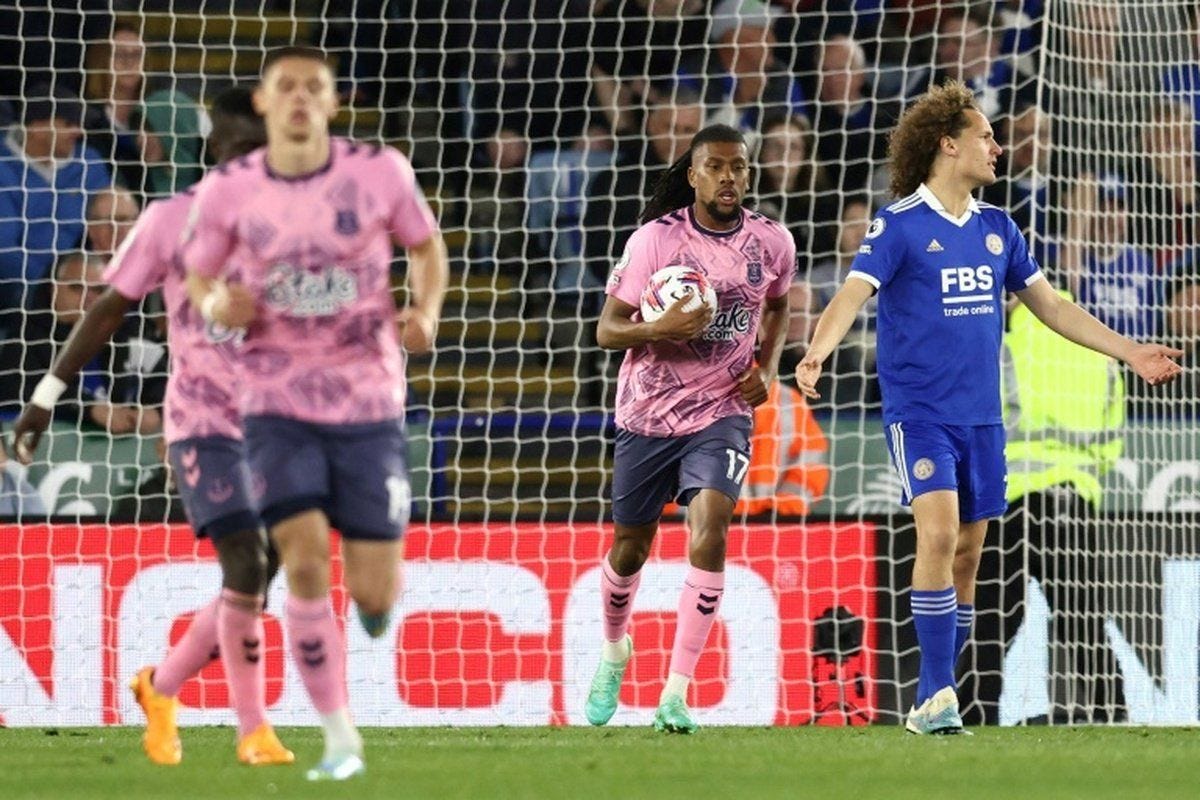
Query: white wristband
200 292 218 322
30 374 67 411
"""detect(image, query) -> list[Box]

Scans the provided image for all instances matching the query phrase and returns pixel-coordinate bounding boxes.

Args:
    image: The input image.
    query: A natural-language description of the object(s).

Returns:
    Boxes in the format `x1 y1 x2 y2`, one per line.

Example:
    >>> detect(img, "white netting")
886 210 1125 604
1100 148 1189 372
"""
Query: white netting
0 0 1196 727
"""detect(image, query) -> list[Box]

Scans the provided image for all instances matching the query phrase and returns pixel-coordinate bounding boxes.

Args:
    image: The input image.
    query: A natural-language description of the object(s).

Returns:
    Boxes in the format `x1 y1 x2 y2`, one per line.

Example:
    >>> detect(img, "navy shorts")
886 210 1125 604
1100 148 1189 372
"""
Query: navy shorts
167 437 259 540
884 421 1007 523
242 415 411 540
611 415 752 526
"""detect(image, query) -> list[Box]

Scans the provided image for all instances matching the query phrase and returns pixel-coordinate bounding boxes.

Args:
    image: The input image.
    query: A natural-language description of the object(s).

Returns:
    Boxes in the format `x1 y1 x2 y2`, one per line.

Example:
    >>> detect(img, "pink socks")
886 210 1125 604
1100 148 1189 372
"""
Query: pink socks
217 589 268 737
152 597 220 697
285 594 348 714
601 556 642 644
668 566 725 679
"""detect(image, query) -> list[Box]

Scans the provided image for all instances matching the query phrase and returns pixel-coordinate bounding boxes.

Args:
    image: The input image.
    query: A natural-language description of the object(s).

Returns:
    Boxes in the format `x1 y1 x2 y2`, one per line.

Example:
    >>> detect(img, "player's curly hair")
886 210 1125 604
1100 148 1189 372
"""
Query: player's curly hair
887 79 980 199
640 123 746 224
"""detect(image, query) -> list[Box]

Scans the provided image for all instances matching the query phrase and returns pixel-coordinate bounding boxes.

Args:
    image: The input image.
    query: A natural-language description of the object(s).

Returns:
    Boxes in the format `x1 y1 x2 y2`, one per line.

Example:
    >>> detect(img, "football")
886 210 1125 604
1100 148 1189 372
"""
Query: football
639 265 718 323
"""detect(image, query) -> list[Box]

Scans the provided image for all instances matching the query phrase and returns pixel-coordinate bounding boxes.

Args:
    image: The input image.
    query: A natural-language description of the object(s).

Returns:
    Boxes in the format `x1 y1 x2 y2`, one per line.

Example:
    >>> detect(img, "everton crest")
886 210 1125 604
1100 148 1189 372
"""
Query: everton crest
335 208 360 236
746 260 763 286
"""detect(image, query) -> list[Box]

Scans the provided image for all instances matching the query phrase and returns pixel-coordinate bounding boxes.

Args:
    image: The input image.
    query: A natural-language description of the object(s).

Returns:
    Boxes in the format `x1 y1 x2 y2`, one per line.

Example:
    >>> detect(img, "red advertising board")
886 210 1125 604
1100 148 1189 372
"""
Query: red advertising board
0 522 876 726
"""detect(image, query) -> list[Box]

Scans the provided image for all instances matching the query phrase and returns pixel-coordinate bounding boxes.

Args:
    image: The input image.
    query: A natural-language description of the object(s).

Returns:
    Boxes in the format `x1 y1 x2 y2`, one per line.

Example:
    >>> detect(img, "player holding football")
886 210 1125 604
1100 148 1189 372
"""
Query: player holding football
183 47 447 779
797 81 1182 734
584 124 794 734
10 87 293 767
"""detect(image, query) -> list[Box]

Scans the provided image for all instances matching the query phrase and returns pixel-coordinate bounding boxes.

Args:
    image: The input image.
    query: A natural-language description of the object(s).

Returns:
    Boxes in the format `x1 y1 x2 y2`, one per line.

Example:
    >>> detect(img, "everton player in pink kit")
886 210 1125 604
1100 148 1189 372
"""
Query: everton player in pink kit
798 81 1182 734
184 47 447 780
11 88 293 766
585 124 794 734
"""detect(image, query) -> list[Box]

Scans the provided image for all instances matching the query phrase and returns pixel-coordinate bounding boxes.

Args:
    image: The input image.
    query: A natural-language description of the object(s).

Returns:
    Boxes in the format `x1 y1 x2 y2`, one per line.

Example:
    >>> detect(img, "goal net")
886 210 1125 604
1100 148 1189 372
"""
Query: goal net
0 0 1196 728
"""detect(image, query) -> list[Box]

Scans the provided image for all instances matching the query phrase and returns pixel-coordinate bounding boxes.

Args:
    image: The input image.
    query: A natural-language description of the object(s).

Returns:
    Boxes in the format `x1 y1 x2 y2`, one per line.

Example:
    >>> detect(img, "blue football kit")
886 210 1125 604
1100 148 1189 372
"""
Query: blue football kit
847 184 1043 520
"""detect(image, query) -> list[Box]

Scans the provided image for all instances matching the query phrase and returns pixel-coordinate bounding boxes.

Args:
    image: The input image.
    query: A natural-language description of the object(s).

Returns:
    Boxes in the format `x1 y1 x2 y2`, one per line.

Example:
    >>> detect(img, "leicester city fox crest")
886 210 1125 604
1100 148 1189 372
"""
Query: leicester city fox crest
335 208 360 236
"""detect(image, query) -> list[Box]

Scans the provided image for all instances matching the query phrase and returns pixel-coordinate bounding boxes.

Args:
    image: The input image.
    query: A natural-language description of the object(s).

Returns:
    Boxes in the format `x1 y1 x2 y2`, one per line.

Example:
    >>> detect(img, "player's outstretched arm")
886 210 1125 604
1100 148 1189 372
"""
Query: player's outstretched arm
795 277 874 399
1016 278 1183 386
397 234 449 355
11 288 133 464
185 273 257 330
596 294 712 350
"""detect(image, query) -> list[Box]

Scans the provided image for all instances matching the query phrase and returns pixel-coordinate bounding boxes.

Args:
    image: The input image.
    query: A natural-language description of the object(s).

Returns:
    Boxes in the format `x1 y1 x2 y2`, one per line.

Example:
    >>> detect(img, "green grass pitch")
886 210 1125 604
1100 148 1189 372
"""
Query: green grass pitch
0 726 1195 799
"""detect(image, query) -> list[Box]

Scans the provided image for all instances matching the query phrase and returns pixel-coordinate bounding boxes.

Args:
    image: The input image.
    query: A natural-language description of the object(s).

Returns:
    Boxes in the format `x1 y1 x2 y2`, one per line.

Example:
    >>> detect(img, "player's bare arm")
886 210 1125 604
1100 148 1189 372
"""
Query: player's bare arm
185 272 257 329
396 233 449 355
795 277 875 398
11 288 133 463
738 292 789 407
1015 278 1183 386
596 294 713 349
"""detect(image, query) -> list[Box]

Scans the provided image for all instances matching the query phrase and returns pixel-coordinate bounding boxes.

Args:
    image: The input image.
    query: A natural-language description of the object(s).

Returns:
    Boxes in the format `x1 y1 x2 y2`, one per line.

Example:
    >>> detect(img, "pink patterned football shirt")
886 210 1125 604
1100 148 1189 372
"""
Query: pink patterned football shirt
606 206 796 437
104 190 245 443
183 139 438 425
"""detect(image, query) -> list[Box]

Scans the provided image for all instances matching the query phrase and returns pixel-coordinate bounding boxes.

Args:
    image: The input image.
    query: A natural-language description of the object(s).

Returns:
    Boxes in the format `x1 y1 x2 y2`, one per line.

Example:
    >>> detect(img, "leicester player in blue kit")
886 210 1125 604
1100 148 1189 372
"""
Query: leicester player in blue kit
797 81 1183 734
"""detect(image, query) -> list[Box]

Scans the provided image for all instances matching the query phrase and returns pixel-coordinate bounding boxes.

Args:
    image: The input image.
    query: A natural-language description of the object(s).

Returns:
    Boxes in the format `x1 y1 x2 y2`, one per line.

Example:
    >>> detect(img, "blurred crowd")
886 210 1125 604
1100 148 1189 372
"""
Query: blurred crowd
0 0 1196 435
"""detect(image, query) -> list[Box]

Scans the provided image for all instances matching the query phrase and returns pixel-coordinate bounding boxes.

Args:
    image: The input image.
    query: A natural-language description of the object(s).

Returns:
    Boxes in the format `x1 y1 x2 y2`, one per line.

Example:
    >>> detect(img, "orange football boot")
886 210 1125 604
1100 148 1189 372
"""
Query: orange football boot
237 723 296 766
129 667 182 765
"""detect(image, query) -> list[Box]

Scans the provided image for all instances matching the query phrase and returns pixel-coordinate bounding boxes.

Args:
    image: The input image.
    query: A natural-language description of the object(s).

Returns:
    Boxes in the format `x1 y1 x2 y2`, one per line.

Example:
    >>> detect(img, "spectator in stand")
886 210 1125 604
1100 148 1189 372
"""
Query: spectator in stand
736 378 829 517
808 34 898 195
982 102 1061 266
1100 100 1196 420
1043 2 1134 179
585 89 706 265
696 3 807 134
1127 101 1199 273
772 0 885 65
995 0 1044 82
799 195 879 407
525 141 618 317
1162 6 1200 153
311 0 396 107
591 0 799 137
753 113 840 273
0 86 111 332
82 186 163 373
85 185 139 257
926 6 1017 119
460 2 603 306
1161 255 1200 417
0 2 111 101
590 0 715 136
467 1 598 186
1059 173 1164 340
82 19 207 198
0 251 162 434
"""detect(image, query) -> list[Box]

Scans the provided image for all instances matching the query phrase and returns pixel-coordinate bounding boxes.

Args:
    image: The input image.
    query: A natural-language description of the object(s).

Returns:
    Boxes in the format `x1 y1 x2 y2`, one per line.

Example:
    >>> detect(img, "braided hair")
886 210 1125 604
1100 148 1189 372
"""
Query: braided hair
639 123 746 225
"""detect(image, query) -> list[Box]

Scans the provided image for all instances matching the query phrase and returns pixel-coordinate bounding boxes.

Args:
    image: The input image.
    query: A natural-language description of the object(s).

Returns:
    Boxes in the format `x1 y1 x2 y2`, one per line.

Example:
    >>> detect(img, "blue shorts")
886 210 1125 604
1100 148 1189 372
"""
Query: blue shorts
611 415 752 526
167 437 259 540
883 421 1007 523
242 415 411 541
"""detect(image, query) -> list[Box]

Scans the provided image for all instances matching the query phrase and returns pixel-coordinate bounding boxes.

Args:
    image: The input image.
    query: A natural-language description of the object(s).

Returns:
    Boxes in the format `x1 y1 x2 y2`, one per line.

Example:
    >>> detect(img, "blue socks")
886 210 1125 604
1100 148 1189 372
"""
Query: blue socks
911 587 957 706
955 603 975 663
